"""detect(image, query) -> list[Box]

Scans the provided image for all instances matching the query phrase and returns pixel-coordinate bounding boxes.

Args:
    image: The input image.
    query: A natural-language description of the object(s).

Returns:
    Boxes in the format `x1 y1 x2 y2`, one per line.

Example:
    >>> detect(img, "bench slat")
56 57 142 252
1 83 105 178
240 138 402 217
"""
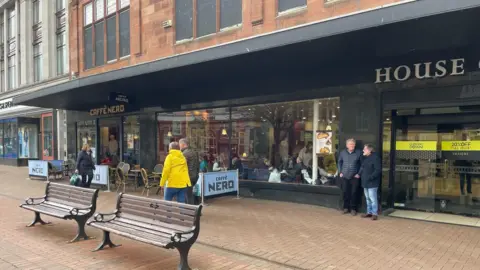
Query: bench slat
46 197 91 209
120 197 197 217
122 194 198 212
21 204 69 218
116 212 193 232
48 182 97 195
47 194 91 207
120 201 195 223
109 219 192 241
119 207 193 228
113 216 191 235
47 187 94 202
89 222 172 247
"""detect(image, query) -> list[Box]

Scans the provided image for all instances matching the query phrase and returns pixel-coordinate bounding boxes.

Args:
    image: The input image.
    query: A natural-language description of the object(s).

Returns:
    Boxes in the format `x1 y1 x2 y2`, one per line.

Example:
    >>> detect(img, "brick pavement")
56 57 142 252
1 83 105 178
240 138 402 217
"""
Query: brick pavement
1 165 480 269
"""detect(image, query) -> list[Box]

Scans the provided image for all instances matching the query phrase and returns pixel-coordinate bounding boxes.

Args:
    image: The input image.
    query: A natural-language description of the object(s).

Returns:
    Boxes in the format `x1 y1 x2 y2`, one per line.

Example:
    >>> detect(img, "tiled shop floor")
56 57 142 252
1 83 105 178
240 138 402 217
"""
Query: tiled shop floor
1 165 480 270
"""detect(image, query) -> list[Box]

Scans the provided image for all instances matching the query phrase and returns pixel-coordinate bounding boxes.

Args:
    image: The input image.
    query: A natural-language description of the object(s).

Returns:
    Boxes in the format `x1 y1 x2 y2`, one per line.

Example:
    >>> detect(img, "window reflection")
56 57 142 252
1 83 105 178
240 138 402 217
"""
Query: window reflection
156 98 341 186
123 116 140 165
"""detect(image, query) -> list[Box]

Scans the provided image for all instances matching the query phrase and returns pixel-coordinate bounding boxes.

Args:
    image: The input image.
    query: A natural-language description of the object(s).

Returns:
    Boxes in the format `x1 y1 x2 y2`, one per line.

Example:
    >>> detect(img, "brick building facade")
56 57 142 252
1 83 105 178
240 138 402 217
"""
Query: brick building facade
69 0 405 78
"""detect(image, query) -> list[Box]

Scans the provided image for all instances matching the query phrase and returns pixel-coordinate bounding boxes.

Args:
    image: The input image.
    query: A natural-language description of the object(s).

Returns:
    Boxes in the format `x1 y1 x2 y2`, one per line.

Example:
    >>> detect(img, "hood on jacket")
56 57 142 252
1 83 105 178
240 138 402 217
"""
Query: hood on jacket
168 149 187 167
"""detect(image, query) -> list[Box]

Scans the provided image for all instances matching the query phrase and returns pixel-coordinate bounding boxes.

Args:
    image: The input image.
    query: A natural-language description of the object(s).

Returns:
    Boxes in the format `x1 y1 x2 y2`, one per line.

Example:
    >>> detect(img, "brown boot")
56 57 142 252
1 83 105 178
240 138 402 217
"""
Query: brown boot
372 215 378 220
361 213 372 218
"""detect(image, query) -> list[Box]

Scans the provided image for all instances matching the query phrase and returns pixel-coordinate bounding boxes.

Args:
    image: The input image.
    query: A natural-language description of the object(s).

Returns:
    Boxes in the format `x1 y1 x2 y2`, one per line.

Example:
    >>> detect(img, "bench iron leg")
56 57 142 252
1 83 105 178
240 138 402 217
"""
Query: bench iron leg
176 244 192 270
26 212 51 227
69 217 94 243
92 231 121 252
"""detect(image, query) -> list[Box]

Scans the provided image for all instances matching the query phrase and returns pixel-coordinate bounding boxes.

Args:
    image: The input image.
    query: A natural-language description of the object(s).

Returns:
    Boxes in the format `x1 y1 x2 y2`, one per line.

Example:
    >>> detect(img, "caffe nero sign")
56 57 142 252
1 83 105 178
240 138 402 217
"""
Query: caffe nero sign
375 58 466 83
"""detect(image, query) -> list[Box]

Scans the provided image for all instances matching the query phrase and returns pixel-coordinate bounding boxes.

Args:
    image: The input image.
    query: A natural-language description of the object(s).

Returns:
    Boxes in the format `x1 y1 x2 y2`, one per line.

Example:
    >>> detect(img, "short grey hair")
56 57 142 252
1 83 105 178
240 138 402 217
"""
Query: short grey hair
179 138 189 146
364 144 374 152
346 138 356 144
169 142 180 150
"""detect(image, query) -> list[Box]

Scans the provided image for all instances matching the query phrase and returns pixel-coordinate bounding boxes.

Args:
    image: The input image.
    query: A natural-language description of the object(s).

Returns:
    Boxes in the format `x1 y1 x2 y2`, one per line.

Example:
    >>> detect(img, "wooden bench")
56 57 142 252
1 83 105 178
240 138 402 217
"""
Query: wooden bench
88 193 202 270
20 182 99 243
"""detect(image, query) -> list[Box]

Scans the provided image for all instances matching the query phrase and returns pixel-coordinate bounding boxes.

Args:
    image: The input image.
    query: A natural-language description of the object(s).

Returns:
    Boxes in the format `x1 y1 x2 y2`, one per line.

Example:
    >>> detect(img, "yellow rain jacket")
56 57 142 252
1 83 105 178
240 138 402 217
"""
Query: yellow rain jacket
160 149 192 188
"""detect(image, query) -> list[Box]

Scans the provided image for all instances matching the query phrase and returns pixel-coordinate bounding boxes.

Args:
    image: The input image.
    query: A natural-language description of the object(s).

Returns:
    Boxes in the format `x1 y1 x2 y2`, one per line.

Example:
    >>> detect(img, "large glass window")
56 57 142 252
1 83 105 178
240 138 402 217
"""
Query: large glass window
33 44 42 82
84 0 130 69
77 120 97 162
7 55 15 90
157 108 230 169
156 98 340 186
123 116 140 165
3 119 17 158
41 114 53 160
18 123 39 159
0 121 3 157
278 0 306 13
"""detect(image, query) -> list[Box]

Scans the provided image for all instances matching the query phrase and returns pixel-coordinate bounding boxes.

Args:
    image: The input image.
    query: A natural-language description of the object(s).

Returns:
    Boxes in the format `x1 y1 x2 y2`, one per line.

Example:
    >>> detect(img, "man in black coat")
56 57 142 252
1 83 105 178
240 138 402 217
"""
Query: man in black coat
358 144 382 220
76 145 95 188
180 138 200 205
338 138 362 215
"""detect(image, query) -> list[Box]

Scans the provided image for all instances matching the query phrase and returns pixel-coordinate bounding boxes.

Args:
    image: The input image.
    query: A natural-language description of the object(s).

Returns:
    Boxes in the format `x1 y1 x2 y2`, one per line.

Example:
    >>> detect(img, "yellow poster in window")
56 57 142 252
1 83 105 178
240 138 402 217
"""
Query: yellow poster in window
441 141 480 151
396 141 437 151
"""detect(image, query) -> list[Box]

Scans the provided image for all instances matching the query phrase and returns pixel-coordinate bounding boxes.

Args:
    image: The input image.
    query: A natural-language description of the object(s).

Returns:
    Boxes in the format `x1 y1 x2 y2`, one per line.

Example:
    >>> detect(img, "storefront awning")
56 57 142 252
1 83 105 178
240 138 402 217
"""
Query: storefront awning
13 0 480 111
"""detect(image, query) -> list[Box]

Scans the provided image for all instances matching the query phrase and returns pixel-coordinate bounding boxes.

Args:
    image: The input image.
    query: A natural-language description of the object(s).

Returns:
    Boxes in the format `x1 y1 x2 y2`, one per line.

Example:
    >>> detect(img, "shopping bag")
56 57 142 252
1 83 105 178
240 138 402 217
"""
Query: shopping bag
193 180 202 197
70 173 80 186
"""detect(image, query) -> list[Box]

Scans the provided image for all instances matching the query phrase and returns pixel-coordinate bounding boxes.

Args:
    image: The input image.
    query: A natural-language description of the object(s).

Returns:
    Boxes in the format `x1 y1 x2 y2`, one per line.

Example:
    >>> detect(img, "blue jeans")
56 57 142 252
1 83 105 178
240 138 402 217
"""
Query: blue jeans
364 188 378 216
164 187 187 203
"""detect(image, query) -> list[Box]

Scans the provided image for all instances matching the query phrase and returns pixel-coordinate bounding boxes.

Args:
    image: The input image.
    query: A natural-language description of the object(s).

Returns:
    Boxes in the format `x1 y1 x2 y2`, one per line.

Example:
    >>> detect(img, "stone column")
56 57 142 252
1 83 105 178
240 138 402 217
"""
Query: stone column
3 12 8 91
19 0 30 86
14 0 20 87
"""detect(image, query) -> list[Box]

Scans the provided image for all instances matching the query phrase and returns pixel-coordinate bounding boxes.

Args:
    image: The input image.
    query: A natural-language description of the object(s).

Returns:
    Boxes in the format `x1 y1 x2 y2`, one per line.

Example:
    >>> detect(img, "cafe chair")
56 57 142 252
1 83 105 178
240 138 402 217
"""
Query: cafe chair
115 167 135 193
141 168 159 197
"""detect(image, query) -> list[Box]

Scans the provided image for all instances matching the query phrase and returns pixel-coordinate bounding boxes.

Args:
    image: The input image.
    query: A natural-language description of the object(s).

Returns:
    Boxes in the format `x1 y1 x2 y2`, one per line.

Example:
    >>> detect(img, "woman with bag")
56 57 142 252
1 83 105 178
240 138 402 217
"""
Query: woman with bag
76 144 95 188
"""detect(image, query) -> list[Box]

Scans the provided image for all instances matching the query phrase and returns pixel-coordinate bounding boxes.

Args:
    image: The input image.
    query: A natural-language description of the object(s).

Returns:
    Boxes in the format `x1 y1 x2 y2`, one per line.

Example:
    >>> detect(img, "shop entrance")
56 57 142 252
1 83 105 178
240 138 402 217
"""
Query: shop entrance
99 118 121 164
392 111 480 216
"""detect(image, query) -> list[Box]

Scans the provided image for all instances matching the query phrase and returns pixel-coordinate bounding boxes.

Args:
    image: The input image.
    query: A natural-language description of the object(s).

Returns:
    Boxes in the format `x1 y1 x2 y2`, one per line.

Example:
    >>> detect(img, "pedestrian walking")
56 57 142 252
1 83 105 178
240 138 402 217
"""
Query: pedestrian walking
358 144 381 220
160 142 191 203
179 138 200 205
338 138 362 215
76 144 95 188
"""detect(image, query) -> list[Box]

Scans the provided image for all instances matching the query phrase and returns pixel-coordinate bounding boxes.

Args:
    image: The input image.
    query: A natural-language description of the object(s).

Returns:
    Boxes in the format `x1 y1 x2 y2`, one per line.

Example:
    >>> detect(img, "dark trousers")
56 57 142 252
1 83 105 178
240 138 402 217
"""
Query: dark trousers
459 173 472 194
81 173 93 188
186 179 199 205
342 177 360 211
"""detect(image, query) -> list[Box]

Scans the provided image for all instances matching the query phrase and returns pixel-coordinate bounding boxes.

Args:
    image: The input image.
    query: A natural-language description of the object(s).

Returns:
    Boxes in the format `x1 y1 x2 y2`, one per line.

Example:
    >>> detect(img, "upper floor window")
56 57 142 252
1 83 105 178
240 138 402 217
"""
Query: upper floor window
56 0 66 11
175 0 242 42
278 0 306 14
84 0 130 70
56 0 67 75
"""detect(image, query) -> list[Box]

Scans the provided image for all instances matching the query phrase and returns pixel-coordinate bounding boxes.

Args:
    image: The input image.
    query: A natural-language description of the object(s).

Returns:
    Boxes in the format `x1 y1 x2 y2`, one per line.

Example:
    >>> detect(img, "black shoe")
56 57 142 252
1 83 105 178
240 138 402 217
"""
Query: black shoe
361 214 372 218
372 215 378 221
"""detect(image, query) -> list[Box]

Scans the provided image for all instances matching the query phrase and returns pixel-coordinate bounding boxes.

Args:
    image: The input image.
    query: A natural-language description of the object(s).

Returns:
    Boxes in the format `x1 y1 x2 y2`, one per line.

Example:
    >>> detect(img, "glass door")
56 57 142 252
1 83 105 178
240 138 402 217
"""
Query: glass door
394 123 438 212
99 118 121 165
393 115 480 216
41 113 54 160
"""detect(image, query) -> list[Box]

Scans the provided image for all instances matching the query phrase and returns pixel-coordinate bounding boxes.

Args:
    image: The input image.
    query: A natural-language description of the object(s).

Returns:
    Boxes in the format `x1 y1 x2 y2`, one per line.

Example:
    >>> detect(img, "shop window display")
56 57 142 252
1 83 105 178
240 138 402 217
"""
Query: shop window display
18 123 39 159
155 98 340 186
3 119 18 158
157 108 231 170
123 116 140 165
77 120 97 163
0 122 3 157
233 98 340 185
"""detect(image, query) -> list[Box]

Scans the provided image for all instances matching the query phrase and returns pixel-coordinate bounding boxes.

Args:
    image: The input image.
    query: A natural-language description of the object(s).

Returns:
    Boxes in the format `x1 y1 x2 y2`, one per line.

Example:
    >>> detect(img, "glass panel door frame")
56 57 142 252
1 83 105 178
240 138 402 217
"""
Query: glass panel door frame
41 112 54 161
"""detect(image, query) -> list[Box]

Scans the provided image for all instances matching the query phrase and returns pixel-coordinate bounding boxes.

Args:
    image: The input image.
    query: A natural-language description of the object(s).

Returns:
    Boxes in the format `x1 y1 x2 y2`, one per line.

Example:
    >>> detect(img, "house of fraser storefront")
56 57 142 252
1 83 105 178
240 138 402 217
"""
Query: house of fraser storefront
12 2 480 216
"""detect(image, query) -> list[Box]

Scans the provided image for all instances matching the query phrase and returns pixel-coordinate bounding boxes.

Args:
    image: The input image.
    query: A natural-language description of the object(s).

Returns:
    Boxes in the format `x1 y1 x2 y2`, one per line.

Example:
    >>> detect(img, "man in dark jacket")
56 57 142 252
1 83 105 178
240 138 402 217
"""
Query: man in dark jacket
358 144 381 220
180 138 199 205
338 138 362 215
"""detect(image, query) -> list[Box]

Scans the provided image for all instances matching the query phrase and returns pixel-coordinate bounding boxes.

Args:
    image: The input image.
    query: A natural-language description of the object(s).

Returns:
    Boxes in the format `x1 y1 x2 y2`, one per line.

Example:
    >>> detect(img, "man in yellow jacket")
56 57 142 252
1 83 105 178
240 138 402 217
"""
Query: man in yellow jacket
160 142 192 203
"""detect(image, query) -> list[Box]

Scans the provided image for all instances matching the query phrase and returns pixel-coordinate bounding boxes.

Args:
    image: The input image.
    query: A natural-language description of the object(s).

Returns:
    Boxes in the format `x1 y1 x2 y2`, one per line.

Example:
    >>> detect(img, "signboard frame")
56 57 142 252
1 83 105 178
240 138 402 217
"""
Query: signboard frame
28 160 49 179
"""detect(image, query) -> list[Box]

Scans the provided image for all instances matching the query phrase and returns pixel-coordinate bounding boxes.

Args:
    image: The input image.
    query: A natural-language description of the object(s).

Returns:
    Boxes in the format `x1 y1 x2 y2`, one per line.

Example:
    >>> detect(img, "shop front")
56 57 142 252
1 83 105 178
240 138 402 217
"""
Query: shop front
13 2 480 211
0 98 56 166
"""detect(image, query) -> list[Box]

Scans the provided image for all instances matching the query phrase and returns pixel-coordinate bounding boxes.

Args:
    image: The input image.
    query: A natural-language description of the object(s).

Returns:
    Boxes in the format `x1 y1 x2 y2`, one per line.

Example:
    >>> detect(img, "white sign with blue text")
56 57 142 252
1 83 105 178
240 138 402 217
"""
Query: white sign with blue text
202 170 238 197
28 160 48 178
